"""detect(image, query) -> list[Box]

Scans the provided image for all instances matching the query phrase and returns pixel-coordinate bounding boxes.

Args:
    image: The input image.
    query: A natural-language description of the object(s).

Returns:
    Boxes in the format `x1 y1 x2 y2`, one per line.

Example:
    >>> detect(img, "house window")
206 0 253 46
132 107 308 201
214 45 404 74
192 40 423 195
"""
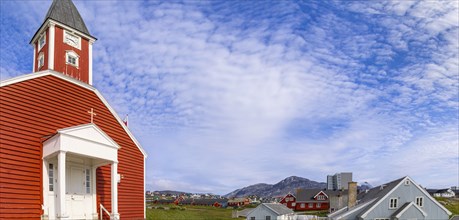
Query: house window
66 51 79 67
415 196 423 207
317 203 321 208
300 203 305 208
374 218 390 220
38 34 46 51
389 198 398 209
38 53 44 69
266 216 271 220
48 163 54 191
405 180 410 185
317 195 325 200
292 202 296 206
250 217 255 220
85 169 91 194
308 203 313 208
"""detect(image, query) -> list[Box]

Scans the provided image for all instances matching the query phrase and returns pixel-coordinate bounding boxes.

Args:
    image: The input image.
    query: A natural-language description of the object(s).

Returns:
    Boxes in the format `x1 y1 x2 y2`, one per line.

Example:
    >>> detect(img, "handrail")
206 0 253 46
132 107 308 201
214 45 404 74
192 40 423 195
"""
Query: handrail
100 203 110 220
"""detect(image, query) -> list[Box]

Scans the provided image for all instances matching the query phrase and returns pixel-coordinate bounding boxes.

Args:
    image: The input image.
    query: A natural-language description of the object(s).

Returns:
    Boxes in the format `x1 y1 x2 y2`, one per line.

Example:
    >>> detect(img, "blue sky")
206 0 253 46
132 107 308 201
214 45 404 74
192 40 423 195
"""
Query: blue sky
1 0 458 194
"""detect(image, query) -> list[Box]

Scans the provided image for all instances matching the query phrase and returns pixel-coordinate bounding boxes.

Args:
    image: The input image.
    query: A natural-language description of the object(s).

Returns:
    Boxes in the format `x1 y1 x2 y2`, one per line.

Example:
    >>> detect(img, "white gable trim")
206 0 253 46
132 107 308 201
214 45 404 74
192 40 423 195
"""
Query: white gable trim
360 176 452 218
1 70 148 158
359 177 408 218
410 177 452 215
43 124 118 162
58 123 119 149
328 198 376 219
394 202 427 219
313 191 329 199
282 193 296 201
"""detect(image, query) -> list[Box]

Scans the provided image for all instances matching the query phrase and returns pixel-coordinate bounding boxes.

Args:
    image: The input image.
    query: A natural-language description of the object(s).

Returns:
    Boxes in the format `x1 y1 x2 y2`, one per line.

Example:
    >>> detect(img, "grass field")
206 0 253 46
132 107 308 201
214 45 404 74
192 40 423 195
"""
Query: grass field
435 197 459 216
146 204 244 220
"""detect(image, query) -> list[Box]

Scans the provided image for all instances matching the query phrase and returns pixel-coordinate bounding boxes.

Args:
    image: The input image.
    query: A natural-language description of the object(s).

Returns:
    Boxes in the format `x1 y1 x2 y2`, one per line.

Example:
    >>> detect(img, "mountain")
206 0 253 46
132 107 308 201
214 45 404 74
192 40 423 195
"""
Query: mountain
225 176 326 198
153 190 188 196
358 182 373 191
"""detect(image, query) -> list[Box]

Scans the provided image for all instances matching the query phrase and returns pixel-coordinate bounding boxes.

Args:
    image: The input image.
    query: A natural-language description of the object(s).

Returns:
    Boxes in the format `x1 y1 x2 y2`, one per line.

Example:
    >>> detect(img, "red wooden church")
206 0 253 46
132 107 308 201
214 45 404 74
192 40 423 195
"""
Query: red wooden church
0 0 147 219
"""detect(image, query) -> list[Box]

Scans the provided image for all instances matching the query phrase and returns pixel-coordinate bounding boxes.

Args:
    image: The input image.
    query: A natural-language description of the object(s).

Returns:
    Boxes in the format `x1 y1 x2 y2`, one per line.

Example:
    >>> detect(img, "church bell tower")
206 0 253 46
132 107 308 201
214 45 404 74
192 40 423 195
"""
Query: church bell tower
30 0 96 85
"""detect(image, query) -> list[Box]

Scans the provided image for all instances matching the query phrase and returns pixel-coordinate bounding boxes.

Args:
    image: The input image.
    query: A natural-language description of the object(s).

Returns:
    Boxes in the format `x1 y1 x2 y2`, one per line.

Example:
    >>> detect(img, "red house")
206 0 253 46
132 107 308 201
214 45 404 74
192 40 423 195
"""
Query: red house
279 193 297 209
0 0 147 219
227 198 251 207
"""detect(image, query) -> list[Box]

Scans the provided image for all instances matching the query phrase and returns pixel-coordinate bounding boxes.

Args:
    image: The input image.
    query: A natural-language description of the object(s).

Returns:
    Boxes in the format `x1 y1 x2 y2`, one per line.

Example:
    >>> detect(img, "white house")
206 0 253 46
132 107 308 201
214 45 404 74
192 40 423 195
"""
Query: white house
427 188 456 198
247 203 295 220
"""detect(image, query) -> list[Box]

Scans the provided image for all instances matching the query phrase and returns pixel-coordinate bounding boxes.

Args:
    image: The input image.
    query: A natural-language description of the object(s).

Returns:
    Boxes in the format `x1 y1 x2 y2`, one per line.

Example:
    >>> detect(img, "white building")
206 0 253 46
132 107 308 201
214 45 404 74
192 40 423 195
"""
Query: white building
327 172 353 190
247 203 295 220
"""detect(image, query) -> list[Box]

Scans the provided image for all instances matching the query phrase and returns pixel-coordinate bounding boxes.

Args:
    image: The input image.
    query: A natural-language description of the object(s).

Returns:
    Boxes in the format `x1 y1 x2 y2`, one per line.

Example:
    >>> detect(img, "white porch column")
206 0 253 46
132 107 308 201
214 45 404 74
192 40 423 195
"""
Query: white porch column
92 167 98 219
57 151 68 219
110 162 119 220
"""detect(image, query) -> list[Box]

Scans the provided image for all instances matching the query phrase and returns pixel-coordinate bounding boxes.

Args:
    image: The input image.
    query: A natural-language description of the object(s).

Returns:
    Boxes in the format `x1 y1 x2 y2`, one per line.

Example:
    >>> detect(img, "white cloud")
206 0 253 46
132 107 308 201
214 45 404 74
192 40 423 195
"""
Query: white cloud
1 0 457 194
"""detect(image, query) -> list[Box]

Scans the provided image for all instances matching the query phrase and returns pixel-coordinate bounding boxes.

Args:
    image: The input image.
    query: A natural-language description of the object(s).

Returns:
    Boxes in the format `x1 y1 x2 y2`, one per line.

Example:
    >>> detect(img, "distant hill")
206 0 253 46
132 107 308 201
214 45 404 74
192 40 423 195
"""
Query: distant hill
225 176 326 198
152 190 188 196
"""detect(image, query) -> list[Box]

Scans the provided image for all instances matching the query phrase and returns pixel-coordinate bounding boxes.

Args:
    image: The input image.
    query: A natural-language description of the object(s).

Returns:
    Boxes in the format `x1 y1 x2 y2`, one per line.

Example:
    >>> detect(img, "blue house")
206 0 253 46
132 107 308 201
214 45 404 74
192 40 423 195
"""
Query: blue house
328 176 451 220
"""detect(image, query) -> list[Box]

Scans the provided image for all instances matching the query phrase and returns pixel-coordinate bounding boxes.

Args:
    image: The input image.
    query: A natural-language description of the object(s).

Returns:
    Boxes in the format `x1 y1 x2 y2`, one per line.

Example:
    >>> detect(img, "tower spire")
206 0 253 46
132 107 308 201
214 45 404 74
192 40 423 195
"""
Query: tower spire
30 0 96 85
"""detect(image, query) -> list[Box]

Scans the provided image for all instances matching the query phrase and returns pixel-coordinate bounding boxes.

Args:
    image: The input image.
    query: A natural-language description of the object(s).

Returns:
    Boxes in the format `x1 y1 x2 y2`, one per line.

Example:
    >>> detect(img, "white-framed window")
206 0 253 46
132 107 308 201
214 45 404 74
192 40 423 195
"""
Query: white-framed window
308 203 313 208
292 202 296 206
317 195 325 200
48 163 54 191
405 179 410 185
66 51 79 67
85 168 91 194
415 196 423 207
265 216 271 220
38 34 46 51
38 52 44 68
317 203 321 208
389 198 398 209
64 30 81 49
300 203 305 208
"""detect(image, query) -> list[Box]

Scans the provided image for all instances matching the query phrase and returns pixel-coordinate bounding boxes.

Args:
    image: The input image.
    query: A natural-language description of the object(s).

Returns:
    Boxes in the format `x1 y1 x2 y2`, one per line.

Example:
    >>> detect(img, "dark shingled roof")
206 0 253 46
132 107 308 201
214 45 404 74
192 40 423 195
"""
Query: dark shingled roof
45 0 90 35
31 0 94 43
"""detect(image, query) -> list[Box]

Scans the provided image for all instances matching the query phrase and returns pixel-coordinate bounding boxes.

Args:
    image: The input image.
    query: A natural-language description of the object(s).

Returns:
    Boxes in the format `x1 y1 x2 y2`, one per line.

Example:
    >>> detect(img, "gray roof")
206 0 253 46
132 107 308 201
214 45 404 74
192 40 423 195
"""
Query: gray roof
31 0 94 43
391 202 411 217
263 203 294 215
328 177 407 219
45 0 90 35
357 176 404 203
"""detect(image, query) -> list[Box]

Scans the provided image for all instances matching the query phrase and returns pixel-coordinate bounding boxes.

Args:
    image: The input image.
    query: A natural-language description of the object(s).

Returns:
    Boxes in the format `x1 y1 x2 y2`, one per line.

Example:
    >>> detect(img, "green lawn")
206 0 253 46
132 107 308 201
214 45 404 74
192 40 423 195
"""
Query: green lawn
146 204 243 220
435 197 459 216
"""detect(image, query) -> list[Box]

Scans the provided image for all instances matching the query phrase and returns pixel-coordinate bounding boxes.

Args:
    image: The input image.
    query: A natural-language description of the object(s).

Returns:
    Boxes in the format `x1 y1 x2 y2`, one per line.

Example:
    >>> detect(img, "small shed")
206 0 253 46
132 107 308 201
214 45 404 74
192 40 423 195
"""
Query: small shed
247 203 295 220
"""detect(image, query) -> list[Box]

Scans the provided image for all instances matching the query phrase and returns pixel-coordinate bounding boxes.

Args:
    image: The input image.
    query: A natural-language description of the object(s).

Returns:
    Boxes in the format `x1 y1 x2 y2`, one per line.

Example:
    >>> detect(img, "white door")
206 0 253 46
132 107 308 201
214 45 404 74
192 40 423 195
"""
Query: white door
66 166 93 219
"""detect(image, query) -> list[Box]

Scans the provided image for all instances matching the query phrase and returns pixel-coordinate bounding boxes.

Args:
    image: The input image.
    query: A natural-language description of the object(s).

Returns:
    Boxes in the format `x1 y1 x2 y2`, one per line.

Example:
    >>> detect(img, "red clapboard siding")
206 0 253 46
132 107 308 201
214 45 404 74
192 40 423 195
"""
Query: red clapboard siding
0 74 145 219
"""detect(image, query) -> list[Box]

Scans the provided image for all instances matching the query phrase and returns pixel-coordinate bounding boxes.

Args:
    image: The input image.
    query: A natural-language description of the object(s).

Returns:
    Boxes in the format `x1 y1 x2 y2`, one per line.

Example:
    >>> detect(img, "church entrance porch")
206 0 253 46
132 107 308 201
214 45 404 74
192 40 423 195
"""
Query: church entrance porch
42 124 120 220
45 154 100 219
